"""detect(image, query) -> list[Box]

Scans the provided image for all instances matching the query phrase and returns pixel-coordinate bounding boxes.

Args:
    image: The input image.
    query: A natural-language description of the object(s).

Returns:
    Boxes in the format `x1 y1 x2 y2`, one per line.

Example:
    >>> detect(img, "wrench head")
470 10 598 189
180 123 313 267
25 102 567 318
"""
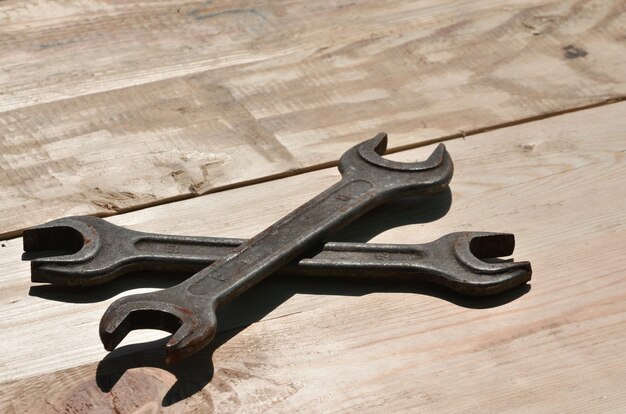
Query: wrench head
99 288 217 364
23 216 128 286
338 133 454 198
437 232 532 295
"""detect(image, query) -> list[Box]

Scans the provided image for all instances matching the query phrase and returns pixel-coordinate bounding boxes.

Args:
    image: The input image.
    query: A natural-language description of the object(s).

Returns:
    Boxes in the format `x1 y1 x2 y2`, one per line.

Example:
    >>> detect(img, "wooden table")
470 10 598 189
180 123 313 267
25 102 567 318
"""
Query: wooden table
1 1 625 412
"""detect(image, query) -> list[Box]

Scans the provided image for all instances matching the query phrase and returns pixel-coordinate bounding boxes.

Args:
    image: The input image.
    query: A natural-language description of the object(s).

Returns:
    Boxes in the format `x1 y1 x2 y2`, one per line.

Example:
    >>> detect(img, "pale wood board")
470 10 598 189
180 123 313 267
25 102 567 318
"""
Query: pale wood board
1 0 625 237
0 102 625 412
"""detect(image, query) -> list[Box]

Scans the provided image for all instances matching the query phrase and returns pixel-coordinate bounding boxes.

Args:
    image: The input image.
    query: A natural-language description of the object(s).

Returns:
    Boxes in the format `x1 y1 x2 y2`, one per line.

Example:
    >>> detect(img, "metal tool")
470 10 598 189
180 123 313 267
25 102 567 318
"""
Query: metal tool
99 134 454 363
24 215 531 295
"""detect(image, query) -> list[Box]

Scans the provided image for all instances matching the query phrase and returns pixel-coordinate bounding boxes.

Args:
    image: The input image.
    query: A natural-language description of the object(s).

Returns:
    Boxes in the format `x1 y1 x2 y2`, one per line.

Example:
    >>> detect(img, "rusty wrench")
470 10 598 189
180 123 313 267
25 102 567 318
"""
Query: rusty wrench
100 134 454 363
24 215 531 295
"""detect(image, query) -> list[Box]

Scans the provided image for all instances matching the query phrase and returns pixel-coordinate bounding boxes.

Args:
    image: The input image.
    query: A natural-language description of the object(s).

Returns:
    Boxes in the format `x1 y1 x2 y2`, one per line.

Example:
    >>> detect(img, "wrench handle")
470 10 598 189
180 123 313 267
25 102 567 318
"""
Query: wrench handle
132 235 427 277
181 177 380 306
133 234 242 265
296 242 428 277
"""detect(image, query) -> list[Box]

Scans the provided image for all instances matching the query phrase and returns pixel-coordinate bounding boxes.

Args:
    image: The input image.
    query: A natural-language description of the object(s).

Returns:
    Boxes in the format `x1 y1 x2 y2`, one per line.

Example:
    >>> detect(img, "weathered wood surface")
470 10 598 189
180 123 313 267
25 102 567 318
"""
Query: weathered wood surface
1 102 624 412
1 0 625 238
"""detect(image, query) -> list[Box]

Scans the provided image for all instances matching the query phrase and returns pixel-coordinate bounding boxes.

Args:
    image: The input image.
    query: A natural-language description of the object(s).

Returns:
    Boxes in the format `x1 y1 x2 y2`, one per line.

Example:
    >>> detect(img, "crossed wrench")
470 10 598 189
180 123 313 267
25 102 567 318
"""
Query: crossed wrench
24 134 531 363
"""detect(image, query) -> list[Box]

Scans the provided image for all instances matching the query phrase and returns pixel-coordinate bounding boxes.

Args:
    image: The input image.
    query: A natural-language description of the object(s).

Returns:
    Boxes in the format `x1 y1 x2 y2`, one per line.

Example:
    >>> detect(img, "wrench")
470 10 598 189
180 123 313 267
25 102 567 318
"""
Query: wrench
100 134 454 363
24 215 531 295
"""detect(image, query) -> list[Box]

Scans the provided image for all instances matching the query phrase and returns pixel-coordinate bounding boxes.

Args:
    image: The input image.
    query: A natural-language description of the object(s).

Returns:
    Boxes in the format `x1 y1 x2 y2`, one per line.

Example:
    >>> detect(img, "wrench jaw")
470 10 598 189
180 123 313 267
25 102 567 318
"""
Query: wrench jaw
24 216 169 286
442 232 532 295
99 291 218 365
23 221 86 255
164 308 217 365
338 133 454 199
23 217 102 285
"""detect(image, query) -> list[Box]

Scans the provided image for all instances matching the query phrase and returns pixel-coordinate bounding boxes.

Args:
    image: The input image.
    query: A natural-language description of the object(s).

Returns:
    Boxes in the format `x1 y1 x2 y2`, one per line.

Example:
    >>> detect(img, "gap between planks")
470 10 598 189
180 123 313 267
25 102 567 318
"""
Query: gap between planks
1 95 624 242
2 0 625 238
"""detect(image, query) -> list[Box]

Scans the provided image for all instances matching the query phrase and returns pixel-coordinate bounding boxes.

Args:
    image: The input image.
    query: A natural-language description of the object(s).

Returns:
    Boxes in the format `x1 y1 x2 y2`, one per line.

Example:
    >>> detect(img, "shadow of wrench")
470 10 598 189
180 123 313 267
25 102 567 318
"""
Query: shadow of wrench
99 133 454 364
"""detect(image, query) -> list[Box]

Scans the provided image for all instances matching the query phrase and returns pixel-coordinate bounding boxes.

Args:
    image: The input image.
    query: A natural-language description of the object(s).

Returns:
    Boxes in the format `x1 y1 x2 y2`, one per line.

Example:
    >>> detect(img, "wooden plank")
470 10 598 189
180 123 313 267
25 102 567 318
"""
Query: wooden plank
1 0 625 237
1 102 625 412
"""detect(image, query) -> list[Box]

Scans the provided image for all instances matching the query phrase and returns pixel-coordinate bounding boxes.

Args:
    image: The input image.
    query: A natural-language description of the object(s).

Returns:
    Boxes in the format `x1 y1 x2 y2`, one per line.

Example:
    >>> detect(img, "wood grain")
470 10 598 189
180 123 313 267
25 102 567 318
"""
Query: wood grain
1 102 625 412
1 0 625 237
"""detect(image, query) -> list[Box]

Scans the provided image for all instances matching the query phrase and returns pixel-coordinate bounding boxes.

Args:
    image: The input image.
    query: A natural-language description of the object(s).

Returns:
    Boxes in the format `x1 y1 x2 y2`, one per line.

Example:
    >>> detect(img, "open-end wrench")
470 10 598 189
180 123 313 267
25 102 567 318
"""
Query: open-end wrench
100 134 454 363
24 215 531 295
